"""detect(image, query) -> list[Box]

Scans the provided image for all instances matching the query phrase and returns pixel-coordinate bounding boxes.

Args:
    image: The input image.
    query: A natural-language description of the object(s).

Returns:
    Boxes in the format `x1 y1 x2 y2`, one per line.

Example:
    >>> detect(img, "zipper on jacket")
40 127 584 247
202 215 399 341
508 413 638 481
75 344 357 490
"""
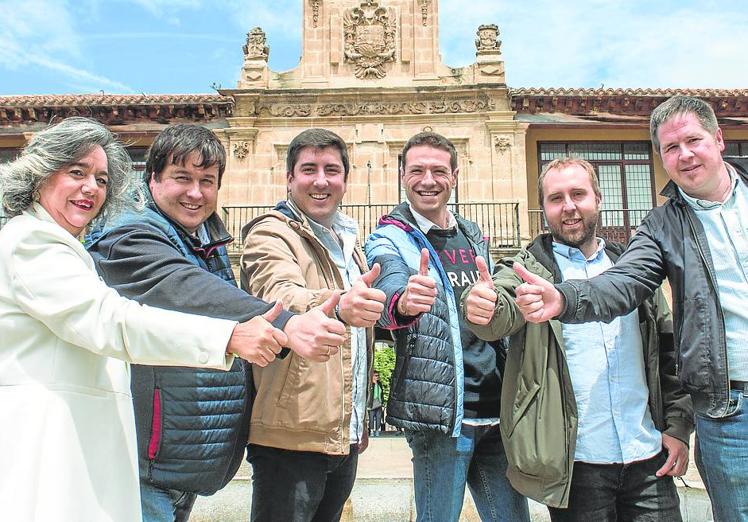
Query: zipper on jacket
148 387 162 460
684 208 731 414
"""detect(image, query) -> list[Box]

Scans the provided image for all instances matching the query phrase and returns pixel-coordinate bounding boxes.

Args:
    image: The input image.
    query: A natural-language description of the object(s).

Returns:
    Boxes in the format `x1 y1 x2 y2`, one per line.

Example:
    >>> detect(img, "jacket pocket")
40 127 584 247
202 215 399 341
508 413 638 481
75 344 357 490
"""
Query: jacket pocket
276 353 303 408
502 379 568 482
147 387 163 460
504 379 540 438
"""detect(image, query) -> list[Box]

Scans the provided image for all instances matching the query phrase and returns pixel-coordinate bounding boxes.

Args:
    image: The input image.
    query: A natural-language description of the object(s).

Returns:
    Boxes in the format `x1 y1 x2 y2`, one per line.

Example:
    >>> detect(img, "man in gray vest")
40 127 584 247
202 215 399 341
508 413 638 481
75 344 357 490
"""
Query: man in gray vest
87 124 346 522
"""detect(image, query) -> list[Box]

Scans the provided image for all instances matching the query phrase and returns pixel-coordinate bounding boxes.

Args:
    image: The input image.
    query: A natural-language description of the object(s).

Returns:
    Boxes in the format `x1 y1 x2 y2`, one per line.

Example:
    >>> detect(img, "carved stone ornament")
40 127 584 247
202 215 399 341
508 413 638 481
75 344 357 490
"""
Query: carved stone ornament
256 94 495 117
233 141 250 160
493 135 512 153
475 24 501 53
418 0 430 26
243 27 269 61
310 0 321 27
343 0 397 79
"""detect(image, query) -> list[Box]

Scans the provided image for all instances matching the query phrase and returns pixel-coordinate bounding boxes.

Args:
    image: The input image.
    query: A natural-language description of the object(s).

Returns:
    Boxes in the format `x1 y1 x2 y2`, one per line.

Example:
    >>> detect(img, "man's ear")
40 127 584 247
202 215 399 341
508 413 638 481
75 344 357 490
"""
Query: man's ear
451 167 460 187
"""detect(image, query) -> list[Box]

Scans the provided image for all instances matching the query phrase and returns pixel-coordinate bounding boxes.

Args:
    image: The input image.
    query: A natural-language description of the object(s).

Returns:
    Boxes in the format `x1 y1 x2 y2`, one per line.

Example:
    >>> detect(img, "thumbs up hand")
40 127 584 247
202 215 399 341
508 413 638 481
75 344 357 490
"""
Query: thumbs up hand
464 256 498 326
227 301 288 367
513 262 564 323
397 248 437 317
283 291 347 362
338 263 387 327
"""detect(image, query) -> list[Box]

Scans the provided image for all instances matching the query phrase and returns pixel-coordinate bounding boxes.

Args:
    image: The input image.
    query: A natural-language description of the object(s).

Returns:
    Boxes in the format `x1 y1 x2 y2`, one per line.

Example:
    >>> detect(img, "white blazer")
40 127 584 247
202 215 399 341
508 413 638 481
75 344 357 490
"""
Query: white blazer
0 204 236 521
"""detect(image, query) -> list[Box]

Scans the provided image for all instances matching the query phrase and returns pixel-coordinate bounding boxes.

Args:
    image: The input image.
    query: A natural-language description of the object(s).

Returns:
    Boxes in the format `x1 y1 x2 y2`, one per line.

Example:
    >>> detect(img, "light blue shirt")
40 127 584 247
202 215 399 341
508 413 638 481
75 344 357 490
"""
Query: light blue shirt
290 200 368 444
680 164 748 381
553 240 661 464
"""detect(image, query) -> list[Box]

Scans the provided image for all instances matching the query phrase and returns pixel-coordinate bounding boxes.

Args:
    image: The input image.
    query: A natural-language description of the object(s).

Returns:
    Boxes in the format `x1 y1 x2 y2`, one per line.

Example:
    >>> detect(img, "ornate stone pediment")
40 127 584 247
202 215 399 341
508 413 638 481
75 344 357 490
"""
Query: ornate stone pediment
243 27 269 61
343 0 396 79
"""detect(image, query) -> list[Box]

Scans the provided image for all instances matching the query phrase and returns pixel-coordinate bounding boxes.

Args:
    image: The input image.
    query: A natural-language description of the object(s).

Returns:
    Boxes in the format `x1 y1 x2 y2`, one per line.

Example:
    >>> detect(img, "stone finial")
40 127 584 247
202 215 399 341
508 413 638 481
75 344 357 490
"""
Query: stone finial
243 27 269 61
475 24 501 53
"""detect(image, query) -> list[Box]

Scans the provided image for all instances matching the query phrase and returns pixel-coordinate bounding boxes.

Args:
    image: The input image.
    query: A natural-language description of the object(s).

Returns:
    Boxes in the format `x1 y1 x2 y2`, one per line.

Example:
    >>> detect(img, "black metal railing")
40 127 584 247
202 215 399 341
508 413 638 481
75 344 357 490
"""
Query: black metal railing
222 202 521 253
529 208 651 245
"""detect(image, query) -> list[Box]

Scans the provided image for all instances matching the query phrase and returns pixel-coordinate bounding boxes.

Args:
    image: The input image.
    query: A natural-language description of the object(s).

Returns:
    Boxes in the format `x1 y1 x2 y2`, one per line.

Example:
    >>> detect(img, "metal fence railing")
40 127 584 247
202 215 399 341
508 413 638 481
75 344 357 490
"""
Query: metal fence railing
222 202 522 254
528 208 651 245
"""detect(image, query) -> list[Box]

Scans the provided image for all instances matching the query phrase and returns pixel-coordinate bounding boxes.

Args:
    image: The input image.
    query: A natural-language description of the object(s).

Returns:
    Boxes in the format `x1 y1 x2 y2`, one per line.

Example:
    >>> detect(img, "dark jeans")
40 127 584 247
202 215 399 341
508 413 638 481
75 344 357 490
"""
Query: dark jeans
248 443 358 522
368 407 383 434
548 451 681 522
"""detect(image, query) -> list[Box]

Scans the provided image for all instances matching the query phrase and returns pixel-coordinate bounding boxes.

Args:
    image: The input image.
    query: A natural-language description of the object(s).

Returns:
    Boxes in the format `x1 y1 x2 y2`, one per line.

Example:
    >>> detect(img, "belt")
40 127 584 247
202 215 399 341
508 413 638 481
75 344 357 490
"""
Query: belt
730 380 748 391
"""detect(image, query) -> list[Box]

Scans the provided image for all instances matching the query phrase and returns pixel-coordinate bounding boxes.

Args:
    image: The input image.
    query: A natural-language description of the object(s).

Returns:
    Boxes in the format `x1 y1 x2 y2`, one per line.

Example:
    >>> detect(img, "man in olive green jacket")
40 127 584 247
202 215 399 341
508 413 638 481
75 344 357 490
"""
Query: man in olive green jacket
462 158 693 520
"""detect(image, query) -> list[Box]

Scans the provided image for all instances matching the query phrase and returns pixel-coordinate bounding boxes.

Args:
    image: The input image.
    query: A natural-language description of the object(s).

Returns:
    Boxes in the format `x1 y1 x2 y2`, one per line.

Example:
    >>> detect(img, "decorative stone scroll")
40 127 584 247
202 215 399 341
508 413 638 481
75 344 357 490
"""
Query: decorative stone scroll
310 0 321 27
256 94 496 117
475 24 501 53
418 0 430 26
233 141 250 160
343 0 397 79
243 27 269 61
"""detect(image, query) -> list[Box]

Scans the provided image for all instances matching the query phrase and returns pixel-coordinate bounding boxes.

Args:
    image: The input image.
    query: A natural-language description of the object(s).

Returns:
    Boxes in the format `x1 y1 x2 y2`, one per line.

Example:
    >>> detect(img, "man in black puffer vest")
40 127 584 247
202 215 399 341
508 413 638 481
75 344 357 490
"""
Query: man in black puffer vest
86 125 346 522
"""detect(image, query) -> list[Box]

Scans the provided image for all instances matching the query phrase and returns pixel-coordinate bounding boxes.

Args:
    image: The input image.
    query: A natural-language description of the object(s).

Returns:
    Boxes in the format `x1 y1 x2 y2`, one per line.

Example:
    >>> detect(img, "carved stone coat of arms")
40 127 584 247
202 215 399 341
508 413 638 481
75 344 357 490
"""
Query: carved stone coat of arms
343 0 396 79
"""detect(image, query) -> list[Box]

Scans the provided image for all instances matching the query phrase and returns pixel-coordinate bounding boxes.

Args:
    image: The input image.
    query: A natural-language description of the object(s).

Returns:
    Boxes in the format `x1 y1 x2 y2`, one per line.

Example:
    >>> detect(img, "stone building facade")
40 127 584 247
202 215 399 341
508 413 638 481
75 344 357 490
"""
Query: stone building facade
2 0 748 253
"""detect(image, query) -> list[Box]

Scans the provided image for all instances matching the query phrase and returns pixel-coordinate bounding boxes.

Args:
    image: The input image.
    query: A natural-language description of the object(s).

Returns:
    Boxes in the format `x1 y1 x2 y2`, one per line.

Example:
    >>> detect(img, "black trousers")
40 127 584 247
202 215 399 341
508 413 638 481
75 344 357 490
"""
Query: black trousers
548 450 681 522
248 443 359 522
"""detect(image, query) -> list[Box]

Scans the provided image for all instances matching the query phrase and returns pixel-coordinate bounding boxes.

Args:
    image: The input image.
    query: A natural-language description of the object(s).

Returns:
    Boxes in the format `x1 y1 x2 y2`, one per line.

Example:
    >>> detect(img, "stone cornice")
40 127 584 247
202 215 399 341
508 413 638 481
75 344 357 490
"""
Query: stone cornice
0 94 233 126
510 87 748 117
228 86 510 119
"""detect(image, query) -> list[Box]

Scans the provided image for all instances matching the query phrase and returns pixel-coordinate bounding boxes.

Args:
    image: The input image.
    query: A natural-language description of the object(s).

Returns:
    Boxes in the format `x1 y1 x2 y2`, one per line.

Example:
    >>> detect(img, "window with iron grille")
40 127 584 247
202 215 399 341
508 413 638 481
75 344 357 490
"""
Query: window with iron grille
538 142 655 229
724 141 748 157
127 147 148 177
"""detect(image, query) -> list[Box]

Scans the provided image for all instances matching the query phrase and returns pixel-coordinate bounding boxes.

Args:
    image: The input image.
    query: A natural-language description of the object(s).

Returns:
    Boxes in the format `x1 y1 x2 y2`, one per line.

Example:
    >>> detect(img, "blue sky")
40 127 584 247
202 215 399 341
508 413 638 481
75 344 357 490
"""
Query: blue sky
1 0 747 95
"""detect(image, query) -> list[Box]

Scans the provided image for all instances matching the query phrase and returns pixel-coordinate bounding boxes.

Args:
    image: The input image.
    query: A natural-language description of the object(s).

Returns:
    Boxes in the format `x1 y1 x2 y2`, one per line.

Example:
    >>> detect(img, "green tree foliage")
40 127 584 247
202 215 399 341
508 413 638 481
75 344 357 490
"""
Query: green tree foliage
373 343 395 403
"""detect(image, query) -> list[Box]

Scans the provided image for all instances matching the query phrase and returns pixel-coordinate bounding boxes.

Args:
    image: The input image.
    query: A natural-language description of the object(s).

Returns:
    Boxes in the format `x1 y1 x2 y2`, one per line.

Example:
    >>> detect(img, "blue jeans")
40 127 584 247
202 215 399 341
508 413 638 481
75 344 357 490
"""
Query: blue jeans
547 451 681 522
140 480 196 522
406 424 529 522
695 386 748 522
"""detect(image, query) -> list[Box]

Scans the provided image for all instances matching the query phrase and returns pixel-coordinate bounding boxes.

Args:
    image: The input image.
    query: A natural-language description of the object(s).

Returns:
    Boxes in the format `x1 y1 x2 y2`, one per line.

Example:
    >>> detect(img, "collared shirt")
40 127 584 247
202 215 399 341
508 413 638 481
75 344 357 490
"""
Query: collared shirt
408 203 499 427
289 200 368 444
409 203 458 233
680 164 748 380
553 239 661 464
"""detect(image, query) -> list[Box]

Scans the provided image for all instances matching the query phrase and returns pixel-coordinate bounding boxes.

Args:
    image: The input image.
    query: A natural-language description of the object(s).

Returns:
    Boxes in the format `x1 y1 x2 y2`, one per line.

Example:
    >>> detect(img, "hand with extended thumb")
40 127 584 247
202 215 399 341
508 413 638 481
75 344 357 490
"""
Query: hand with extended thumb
283 292 347 362
464 256 498 326
338 263 386 327
513 262 564 323
226 301 288 366
397 248 437 317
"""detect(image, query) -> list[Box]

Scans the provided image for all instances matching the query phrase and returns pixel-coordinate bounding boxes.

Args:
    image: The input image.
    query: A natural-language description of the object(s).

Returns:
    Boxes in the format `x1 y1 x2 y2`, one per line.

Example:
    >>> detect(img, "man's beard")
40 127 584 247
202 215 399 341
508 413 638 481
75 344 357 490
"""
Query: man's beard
549 214 598 251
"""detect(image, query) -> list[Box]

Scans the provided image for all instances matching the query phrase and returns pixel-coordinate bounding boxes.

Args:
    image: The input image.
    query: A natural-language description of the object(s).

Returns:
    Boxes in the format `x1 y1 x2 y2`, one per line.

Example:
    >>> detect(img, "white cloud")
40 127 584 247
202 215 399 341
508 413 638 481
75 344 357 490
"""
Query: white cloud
0 0 133 93
437 0 748 88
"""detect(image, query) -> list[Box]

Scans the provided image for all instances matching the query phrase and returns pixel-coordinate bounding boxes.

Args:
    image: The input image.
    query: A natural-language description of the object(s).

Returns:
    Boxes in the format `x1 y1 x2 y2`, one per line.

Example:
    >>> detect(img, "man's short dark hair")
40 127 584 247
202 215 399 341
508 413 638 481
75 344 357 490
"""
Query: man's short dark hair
145 124 227 187
286 129 350 181
401 132 458 172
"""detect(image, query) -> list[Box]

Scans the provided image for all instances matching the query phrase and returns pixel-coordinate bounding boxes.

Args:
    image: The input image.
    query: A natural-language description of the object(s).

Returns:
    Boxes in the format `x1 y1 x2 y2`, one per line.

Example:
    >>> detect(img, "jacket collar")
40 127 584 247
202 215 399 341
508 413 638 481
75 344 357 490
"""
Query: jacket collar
526 232 625 283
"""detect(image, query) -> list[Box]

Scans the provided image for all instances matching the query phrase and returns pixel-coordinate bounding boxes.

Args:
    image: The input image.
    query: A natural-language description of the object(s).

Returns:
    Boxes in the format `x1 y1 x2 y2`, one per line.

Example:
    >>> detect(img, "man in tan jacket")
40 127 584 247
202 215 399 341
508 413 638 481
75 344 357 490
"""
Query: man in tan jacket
241 128 386 522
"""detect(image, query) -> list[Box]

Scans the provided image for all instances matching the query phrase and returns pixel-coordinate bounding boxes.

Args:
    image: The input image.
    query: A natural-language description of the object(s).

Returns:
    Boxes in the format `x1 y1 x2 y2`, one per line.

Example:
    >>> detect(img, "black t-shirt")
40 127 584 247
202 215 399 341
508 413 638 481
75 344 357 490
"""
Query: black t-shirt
426 226 501 419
